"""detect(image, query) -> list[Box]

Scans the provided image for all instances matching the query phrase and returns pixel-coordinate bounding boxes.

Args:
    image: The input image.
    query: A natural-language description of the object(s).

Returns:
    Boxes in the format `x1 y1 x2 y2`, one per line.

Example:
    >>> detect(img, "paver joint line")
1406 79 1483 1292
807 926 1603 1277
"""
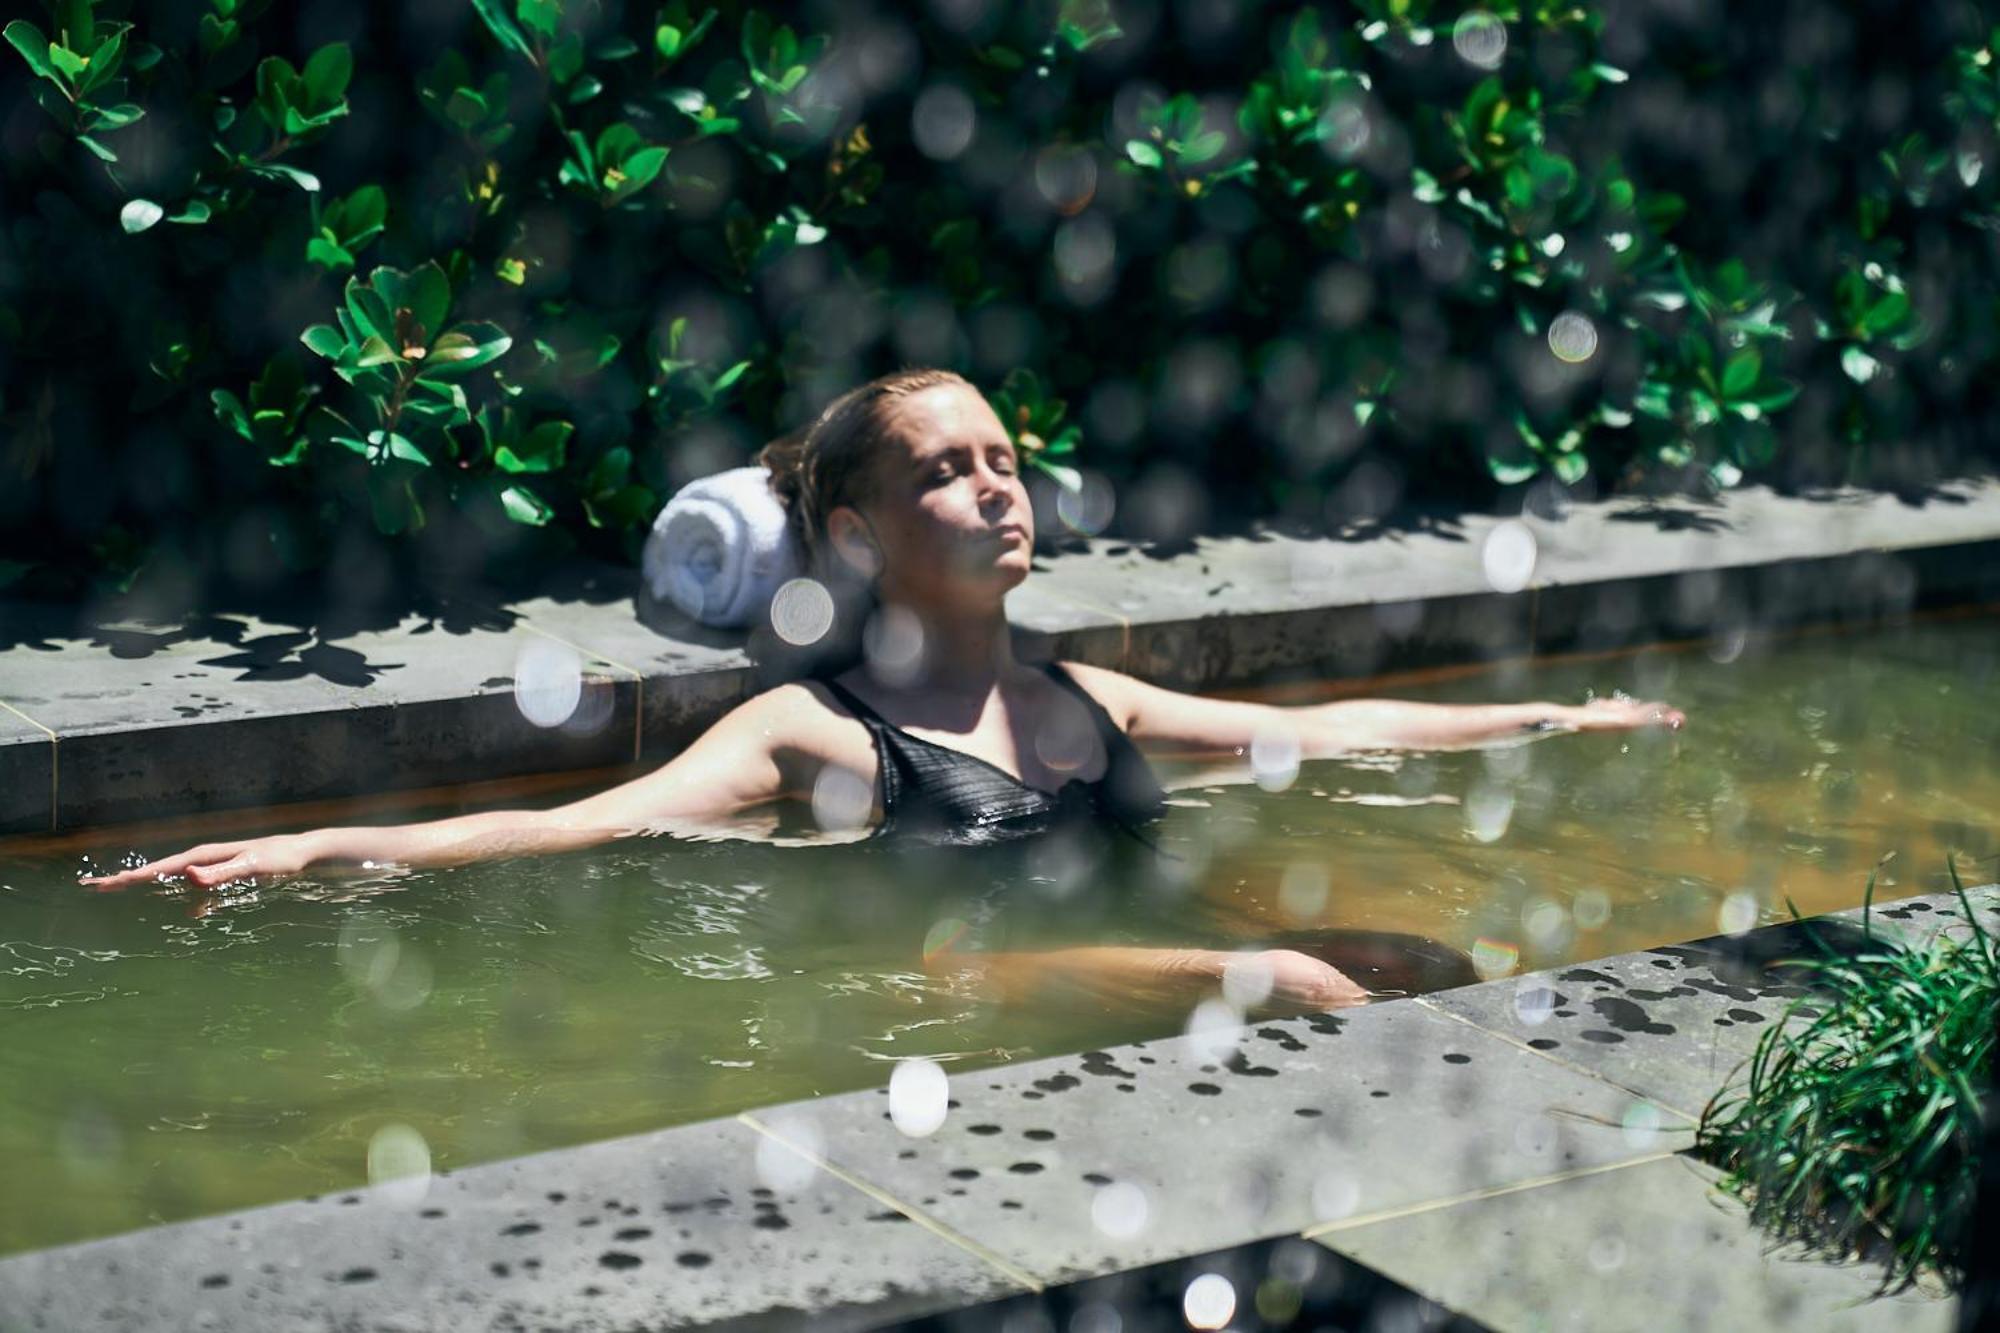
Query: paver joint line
1415 996 1710 1123
0 697 59 832
735 1110 1047 1296
1301 1149 1685 1239
510 615 647 762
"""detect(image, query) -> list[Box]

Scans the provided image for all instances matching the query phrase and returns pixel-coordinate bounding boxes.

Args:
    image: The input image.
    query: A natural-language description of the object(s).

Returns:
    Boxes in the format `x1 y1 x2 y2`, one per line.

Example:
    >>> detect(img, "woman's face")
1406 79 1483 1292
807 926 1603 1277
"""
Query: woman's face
835 383 1035 606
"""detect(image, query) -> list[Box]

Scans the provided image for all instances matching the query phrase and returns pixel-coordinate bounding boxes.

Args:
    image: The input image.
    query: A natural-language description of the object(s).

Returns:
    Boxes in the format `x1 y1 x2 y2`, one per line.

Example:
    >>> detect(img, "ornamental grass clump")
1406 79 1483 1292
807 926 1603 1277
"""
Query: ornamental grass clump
1697 863 1997 1294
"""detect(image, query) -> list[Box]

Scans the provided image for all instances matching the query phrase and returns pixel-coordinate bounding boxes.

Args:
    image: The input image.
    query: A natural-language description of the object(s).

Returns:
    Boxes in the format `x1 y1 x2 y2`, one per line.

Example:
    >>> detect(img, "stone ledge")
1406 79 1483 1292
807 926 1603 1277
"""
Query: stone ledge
2 479 1996 833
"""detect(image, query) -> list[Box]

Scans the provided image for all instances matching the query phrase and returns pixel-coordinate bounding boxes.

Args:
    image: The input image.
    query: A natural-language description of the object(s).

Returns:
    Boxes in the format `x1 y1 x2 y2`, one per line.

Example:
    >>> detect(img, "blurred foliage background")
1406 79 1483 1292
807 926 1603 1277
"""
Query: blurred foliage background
2 0 1997 602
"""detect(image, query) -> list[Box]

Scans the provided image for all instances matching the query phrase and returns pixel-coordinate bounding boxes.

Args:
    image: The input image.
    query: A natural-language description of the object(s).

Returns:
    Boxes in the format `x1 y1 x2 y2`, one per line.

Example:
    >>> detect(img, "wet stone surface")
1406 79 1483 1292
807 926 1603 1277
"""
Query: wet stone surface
1315 1154 1956 1333
0 1116 1022 1332
1423 888 2000 1119
746 995 1682 1286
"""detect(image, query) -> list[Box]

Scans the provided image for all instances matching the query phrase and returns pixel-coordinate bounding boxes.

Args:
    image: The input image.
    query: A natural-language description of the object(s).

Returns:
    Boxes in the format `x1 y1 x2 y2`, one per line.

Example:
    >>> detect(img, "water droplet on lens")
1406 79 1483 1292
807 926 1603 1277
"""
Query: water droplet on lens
770 578 835 647
1452 11 1508 69
513 639 582 728
1481 520 1537 593
1547 311 1598 364
1183 1272 1237 1329
888 1058 949 1138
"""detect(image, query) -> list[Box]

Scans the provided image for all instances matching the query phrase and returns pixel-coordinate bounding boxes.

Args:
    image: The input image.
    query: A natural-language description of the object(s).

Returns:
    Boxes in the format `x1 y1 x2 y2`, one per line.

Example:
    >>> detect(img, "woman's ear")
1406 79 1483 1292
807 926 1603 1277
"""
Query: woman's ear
826 506 884 579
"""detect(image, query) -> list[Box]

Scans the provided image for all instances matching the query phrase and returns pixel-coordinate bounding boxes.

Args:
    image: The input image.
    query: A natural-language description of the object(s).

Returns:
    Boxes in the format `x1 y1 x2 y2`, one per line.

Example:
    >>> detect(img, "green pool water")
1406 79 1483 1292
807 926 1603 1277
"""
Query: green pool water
2 615 1995 1257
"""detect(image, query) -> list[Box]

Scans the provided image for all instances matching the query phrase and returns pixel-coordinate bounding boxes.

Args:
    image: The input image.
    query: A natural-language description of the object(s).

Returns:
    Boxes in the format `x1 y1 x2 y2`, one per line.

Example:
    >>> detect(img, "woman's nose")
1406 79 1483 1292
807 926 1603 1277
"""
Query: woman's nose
973 462 1012 511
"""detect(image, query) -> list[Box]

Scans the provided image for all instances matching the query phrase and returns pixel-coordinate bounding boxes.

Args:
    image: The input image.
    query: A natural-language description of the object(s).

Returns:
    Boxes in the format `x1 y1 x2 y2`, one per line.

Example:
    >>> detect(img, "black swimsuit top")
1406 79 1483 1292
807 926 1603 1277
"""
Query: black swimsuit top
819 664 1167 846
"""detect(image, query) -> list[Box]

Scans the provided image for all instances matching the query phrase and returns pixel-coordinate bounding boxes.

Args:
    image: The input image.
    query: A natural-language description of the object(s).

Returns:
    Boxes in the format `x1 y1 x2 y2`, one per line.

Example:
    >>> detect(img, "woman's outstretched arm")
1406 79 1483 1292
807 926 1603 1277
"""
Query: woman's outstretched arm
79 684 830 891
1059 662 1684 759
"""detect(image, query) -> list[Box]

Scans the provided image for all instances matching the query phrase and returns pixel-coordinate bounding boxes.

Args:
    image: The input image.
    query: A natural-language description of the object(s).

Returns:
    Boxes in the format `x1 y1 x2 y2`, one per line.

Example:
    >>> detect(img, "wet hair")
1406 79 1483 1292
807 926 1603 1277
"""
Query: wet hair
758 367 971 570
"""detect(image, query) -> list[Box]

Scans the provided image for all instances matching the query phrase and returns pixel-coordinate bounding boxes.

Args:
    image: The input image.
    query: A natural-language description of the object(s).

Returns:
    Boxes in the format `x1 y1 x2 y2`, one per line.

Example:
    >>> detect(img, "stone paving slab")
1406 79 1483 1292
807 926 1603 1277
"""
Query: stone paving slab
0 1114 1026 1332
1312 1154 1956 1333
1422 888 2000 1121
746 996 1685 1288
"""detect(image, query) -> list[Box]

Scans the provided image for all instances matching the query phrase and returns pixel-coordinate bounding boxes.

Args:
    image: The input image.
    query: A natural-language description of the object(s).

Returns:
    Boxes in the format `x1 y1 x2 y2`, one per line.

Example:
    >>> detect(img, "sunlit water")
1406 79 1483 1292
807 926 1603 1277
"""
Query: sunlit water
2 617 1995 1255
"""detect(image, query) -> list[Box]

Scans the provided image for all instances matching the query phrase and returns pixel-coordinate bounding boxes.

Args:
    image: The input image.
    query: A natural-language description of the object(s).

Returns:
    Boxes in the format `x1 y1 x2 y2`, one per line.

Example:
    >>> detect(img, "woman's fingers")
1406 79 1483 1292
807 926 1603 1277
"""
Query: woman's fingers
186 854 257 889
80 843 235 890
1253 949 1372 1010
1577 697 1686 732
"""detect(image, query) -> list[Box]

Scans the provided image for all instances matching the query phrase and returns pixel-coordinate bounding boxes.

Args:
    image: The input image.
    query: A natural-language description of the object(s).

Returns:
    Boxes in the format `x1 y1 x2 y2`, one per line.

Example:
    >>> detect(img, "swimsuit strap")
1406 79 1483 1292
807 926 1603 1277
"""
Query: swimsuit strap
1039 661 1122 742
815 676 902 836
817 675 890 729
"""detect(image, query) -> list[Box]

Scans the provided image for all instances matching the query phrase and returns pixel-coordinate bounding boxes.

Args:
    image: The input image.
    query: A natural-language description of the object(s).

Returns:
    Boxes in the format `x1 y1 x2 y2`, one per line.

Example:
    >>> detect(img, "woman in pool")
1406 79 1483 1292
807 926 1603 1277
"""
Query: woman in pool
83 368 1683 1005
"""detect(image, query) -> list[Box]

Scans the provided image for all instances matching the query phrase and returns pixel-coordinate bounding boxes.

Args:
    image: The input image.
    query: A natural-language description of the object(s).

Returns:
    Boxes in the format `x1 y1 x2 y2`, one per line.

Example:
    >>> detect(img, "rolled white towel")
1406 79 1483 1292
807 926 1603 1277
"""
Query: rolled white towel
642 465 801 628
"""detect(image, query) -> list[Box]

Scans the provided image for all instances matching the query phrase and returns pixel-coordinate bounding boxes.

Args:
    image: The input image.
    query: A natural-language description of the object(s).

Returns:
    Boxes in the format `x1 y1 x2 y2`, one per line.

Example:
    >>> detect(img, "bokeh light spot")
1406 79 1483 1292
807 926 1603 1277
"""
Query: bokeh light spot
1547 310 1599 364
513 639 583 728
1452 11 1508 69
1481 520 1537 593
888 1058 950 1137
770 577 836 646
1182 1273 1237 1330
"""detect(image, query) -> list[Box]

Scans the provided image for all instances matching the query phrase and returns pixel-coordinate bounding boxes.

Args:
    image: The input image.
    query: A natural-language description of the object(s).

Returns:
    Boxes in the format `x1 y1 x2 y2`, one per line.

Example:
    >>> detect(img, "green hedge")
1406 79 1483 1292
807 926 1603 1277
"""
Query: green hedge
2 0 1996 597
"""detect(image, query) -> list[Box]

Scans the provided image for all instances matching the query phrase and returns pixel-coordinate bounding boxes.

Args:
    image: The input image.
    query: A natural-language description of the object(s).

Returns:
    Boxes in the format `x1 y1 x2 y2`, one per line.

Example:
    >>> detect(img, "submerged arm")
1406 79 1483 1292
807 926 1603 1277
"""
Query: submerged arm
933 944 1369 1011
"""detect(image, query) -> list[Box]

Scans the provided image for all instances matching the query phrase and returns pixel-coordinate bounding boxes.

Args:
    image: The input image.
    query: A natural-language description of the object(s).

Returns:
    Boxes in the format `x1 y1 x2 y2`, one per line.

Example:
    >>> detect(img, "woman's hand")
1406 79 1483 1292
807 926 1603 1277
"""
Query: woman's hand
1564 696 1686 733
1229 949 1372 1010
79 832 321 892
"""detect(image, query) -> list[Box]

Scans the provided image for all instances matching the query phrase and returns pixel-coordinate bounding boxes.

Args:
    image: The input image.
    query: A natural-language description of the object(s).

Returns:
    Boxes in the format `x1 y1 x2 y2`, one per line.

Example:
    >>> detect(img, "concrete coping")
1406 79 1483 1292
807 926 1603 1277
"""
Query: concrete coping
1 885 1986 1329
1 479 1997 834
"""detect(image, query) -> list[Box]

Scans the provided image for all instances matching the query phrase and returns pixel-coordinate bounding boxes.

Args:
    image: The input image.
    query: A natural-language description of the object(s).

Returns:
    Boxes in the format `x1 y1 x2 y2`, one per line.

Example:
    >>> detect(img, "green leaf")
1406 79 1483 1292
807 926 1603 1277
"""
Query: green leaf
119 199 164 233
85 102 143 130
1862 291 1912 337
495 420 571 473
1487 453 1541 485
4 21 54 79
300 324 346 360
1750 382 1801 414
378 431 430 466
343 278 393 345
257 163 321 192
306 234 356 270
1181 129 1227 165
517 0 561 41
501 484 553 525
354 335 402 368
301 42 352 104
615 145 669 194
1721 348 1762 399
1552 450 1589 485
586 445 632 496
472 0 535 60
404 261 452 341
77 134 118 162
1125 140 1163 169
1841 345 1880 384
48 43 86 80
415 323 511 379
211 388 250 437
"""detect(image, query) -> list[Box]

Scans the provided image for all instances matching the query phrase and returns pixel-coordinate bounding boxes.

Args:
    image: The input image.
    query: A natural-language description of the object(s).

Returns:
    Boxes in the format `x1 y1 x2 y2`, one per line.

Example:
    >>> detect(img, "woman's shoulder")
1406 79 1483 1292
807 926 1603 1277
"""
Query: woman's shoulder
720 679 876 753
